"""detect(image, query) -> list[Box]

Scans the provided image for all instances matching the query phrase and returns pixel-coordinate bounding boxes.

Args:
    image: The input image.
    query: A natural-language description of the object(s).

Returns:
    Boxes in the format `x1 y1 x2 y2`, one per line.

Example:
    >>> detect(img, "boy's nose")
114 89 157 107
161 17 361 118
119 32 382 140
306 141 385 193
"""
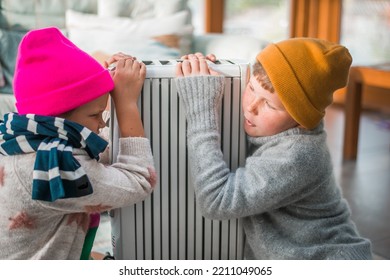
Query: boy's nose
247 97 260 114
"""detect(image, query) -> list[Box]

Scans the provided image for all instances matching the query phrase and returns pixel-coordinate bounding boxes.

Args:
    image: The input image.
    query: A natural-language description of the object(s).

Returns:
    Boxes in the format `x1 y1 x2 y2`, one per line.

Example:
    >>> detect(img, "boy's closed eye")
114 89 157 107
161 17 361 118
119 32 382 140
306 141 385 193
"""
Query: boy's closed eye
89 110 105 118
87 113 100 119
265 100 276 110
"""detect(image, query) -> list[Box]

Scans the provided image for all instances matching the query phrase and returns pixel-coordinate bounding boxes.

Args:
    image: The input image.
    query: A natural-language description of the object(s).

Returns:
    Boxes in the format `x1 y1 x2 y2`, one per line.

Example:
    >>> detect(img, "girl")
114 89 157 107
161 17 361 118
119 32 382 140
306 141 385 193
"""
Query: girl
0 27 156 259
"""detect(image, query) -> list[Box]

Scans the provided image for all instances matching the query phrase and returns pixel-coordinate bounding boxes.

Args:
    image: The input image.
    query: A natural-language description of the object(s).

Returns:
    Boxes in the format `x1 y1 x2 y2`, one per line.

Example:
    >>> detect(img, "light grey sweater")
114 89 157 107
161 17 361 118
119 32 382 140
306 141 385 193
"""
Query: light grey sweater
0 137 155 259
175 75 372 260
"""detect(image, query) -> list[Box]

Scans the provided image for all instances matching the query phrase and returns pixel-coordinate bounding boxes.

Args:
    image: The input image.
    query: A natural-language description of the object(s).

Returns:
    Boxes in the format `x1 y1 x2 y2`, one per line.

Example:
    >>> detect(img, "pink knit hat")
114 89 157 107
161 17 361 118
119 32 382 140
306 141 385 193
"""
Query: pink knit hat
14 27 114 116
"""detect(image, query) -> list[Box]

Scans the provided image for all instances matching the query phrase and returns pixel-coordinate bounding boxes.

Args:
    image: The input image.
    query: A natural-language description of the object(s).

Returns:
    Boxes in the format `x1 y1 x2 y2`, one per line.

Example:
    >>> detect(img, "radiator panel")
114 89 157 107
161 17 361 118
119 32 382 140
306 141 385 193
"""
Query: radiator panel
110 60 249 260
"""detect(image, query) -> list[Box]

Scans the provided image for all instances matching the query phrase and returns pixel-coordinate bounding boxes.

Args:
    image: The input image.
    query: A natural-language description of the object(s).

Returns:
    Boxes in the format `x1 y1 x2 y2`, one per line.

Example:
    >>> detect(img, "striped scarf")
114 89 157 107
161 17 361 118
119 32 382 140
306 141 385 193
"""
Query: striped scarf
0 113 108 202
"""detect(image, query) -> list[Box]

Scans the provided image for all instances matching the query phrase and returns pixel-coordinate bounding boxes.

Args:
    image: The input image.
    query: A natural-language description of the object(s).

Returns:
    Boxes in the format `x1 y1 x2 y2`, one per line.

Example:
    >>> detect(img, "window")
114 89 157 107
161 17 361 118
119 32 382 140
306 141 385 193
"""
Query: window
340 0 390 65
223 0 290 41
188 0 290 42
188 0 205 35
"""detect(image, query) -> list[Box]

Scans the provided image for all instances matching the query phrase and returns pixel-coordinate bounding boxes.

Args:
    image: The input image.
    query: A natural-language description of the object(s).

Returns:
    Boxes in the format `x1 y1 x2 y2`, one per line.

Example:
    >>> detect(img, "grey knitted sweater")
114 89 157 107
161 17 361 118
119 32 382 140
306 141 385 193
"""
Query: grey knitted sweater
175 75 372 260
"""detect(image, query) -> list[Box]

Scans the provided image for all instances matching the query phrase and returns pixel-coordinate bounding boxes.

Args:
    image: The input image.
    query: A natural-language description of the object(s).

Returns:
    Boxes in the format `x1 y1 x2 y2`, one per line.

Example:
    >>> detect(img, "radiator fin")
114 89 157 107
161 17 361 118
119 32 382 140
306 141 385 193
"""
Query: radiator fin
110 60 249 260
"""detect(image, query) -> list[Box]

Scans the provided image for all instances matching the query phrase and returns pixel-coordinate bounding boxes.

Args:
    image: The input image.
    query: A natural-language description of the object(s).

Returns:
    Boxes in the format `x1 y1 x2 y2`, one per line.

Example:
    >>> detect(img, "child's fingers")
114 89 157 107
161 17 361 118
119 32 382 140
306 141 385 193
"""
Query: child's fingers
189 58 200 74
111 58 132 75
199 58 210 75
114 58 126 70
115 52 135 60
121 58 139 71
129 58 138 69
181 53 206 60
194 52 206 60
130 60 147 79
205 53 216 62
185 52 215 62
175 62 184 77
139 62 146 79
105 55 123 67
105 53 135 68
177 55 215 76
181 60 192 76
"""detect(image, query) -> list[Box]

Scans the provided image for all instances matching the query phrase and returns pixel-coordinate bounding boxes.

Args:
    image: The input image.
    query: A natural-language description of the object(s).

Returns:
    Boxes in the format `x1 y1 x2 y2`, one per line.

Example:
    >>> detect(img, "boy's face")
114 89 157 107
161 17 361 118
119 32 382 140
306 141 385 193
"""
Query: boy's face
242 76 298 137
62 93 109 134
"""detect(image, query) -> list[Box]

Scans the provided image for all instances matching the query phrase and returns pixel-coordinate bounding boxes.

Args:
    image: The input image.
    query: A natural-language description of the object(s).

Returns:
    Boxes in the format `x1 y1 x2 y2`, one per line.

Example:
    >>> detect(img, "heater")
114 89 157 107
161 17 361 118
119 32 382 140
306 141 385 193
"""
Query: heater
109 59 249 260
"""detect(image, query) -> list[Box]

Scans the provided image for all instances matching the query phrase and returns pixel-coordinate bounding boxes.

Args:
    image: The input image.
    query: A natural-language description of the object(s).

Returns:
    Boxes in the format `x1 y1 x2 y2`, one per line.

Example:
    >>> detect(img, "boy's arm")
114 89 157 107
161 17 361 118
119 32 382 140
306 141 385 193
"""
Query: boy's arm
174 56 315 220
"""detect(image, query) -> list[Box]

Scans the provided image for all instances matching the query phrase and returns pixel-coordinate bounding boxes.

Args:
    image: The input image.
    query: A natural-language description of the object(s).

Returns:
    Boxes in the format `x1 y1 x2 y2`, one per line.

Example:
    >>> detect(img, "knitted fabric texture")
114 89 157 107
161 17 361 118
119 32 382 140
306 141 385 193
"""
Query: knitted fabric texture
176 75 225 134
0 113 108 201
14 27 114 116
175 75 372 259
257 37 352 129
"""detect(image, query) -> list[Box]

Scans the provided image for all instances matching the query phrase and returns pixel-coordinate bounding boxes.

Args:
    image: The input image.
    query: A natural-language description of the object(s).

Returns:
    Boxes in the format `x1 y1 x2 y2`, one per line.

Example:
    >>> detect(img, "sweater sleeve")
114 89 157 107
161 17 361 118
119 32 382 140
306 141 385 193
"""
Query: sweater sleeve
175 75 332 220
176 75 251 219
35 137 155 213
175 75 225 134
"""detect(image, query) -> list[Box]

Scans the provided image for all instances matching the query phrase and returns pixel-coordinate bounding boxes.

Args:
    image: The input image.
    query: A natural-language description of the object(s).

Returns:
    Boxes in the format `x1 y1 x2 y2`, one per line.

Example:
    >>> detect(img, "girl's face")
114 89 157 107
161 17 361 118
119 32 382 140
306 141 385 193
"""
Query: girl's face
242 76 298 137
61 94 109 134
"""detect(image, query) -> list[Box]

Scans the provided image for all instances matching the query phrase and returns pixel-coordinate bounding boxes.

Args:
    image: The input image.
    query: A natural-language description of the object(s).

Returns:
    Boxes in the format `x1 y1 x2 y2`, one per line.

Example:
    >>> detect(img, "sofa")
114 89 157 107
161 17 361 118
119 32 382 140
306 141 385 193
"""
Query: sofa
0 0 267 118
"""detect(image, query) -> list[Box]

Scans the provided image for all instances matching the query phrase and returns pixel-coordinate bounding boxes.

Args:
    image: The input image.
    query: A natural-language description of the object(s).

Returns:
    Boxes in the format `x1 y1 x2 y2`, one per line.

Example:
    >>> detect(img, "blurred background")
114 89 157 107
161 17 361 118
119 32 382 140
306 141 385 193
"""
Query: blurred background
0 0 389 260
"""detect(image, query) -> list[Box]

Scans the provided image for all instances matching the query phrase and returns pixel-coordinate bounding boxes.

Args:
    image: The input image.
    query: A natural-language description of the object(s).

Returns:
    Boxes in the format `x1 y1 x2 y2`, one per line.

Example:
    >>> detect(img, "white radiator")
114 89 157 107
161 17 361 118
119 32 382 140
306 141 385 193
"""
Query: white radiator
109 59 249 260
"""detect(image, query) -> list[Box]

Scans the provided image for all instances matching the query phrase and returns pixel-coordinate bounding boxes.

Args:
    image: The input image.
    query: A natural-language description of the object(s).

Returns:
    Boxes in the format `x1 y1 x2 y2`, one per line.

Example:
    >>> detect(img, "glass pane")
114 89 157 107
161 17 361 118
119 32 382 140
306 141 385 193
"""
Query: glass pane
224 0 290 41
188 0 289 40
341 0 390 65
188 0 205 35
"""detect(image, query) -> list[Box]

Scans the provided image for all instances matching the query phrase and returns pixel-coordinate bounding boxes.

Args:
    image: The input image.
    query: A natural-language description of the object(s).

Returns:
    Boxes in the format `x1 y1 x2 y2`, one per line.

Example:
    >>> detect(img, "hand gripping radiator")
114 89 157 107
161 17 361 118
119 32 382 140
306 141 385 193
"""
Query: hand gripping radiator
110 59 249 260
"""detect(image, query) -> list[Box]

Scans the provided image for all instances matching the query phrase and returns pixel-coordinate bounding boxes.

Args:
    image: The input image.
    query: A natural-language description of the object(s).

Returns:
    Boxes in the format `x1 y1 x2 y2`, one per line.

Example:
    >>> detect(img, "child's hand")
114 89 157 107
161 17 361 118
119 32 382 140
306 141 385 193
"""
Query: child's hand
103 52 136 69
180 52 216 62
105 53 146 137
176 53 220 77
110 57 146 105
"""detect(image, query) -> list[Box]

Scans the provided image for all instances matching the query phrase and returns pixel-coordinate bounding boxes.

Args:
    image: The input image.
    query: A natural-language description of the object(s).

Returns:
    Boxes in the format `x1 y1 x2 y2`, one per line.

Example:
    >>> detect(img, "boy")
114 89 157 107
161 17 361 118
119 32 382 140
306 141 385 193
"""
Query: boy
175 38 372 259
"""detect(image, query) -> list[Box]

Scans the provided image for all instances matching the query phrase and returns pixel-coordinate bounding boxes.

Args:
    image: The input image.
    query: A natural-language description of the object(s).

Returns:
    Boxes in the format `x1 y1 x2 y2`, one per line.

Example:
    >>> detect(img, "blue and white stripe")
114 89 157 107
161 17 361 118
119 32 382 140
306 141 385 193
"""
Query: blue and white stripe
0 113 108 202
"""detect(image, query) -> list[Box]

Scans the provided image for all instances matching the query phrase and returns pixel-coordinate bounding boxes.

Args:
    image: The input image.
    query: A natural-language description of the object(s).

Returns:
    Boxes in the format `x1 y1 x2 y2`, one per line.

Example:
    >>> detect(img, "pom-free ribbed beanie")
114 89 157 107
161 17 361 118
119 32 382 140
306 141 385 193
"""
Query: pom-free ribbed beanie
257 37 352 129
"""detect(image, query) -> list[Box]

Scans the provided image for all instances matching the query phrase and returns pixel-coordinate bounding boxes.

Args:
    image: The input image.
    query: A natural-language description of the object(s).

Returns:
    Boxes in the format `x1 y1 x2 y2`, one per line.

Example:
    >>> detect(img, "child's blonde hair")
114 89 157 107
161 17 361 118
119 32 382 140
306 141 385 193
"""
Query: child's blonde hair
252 62 275 94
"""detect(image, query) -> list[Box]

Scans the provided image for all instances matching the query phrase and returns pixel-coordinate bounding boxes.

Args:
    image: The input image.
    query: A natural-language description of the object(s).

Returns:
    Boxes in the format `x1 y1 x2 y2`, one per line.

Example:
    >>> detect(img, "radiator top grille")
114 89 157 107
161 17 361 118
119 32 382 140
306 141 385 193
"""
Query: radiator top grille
138 59 248 78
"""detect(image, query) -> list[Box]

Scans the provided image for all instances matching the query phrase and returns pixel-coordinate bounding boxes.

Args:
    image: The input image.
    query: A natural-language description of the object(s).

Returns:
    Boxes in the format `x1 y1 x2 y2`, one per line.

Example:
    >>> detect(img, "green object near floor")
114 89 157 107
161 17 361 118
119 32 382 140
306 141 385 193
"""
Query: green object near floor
80 213 100 260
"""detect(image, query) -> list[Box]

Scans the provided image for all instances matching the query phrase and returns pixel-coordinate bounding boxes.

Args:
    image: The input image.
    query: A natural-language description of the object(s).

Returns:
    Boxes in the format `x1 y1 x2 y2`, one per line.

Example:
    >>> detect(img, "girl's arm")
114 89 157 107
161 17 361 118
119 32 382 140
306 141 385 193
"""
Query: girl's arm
107 53 146 138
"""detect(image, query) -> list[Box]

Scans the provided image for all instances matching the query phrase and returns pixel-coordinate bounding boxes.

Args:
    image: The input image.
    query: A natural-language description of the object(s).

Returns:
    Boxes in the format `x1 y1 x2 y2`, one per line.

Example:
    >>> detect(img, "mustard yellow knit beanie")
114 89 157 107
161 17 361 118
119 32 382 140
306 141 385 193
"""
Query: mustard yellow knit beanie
256 37 352 129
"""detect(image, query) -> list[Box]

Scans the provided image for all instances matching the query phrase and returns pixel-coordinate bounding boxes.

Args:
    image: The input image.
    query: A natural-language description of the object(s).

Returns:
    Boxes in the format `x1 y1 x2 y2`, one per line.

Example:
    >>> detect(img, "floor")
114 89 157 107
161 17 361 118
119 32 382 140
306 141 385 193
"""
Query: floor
92 104 390 260
324 104 390 260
